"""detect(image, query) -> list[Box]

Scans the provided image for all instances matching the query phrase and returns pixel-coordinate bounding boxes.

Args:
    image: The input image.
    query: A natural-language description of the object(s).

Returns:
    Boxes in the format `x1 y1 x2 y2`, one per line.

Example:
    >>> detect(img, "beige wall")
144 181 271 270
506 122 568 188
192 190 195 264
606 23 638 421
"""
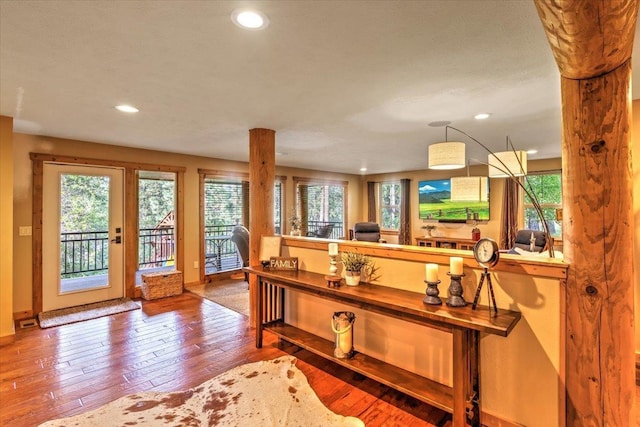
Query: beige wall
11 133 363 315
1 116 14 337
281 238 565 427
364 158 563 245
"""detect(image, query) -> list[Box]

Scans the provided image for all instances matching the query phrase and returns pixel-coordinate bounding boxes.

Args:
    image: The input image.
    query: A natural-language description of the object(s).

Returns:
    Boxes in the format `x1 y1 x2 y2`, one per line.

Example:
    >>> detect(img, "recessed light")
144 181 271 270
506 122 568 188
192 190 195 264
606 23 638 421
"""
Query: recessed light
474 113 491 120
115 105 139 113
527 149 538 155
360 167 367 172
276 151 288 156
231 9 269 30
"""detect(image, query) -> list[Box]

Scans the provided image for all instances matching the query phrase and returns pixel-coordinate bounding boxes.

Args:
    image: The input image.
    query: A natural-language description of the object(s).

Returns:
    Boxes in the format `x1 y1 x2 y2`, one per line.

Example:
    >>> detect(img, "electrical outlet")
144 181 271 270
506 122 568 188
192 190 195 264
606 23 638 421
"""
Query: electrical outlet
193 261 199 269
18 226 32 236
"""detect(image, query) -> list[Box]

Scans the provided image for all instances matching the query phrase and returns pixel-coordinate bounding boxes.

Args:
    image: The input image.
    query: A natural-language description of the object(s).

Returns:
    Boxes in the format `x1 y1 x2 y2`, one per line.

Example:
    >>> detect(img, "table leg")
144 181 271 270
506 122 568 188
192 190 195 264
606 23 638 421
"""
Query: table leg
452 328 480 427
255 276 263 348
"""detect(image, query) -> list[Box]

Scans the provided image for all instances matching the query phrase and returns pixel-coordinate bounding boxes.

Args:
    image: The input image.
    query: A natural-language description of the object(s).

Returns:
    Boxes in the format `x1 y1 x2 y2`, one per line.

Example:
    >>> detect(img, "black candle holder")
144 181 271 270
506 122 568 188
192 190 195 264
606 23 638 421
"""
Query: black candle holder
423 280 442 305
446 272 467 307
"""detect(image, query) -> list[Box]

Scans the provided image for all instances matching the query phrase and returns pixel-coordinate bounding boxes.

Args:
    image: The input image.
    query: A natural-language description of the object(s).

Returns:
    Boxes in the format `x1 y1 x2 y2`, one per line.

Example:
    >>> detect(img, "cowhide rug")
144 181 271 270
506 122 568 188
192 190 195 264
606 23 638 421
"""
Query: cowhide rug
39 356 364 426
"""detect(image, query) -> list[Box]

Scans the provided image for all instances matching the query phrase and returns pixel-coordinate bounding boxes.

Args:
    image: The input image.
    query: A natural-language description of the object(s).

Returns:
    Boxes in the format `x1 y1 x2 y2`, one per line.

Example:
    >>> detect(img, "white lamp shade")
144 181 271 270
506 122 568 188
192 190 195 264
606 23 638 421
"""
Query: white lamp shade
428 142 465 170
450 176 488 202
488 150 527 177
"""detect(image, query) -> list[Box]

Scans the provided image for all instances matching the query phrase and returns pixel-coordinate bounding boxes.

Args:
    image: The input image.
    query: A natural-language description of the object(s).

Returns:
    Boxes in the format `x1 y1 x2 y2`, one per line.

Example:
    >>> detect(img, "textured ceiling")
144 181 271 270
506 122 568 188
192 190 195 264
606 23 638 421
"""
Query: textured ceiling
1 1 638 175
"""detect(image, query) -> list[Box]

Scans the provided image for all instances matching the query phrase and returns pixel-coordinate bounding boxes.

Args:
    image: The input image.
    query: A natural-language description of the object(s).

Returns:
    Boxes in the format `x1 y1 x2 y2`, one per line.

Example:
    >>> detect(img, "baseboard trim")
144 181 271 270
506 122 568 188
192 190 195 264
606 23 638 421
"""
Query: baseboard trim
481 410 525 427
13 310 34 321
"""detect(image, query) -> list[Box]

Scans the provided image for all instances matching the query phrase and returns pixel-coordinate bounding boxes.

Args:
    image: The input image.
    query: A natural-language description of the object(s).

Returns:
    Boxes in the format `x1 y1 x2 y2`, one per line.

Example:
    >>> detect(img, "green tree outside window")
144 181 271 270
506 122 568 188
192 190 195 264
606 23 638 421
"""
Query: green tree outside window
380 182 401 230
523 172 562 237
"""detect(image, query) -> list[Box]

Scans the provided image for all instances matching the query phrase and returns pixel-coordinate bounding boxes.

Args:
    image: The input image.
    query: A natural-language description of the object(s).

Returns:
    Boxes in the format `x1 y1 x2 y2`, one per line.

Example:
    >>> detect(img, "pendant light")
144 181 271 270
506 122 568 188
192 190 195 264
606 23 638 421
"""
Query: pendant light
450 161 488 202
488 137 527 177
428 127 465 170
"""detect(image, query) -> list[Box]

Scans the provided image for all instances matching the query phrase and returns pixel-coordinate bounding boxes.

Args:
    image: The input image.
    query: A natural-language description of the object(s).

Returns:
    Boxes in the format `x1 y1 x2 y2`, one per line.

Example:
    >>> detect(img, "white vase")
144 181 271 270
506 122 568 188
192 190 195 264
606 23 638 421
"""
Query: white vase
345 270 361 286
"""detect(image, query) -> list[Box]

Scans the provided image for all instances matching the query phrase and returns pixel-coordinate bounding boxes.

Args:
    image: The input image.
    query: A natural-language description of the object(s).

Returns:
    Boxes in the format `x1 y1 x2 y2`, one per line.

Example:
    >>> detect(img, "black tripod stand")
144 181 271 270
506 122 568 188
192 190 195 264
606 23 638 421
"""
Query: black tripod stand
471 267 498 315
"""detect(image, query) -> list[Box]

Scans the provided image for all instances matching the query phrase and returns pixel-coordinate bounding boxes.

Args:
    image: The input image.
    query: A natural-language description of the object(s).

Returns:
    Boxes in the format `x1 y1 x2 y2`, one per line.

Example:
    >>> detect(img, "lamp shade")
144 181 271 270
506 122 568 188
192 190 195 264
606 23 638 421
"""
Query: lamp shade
488 150 527 177
450 176 488 202
428 142 465 170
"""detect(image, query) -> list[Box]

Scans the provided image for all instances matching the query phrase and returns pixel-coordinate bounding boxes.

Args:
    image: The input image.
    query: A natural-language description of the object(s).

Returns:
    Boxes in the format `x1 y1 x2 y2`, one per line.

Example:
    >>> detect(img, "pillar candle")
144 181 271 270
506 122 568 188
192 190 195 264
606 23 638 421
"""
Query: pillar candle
425 263 439 282
328 243 339 256
450 257 463 275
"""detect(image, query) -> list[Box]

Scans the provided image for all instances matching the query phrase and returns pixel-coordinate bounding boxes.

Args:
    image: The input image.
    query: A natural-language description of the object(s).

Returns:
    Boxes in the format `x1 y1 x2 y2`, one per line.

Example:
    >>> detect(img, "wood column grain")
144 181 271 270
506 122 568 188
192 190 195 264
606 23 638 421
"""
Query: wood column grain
249 128 275 327
561 60 634 427
534 1 637 425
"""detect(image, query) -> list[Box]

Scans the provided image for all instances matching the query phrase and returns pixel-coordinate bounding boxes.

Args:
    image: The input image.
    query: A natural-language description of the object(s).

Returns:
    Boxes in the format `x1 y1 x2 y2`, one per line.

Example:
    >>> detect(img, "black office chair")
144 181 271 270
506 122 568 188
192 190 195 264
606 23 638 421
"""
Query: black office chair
509 229 547 253
230 225 250 281
353 222 383 242
306 223 334 239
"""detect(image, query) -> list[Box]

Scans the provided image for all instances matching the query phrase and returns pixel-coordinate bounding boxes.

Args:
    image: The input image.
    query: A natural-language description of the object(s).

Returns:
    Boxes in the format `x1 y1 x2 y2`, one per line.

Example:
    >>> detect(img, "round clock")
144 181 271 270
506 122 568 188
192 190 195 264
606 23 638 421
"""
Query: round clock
473 237 500 268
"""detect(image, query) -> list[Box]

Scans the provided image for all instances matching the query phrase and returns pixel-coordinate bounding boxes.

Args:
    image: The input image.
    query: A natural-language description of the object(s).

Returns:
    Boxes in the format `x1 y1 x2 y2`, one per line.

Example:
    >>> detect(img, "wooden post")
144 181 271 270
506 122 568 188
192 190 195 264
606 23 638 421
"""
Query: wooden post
249 128 275 327
534 1 638 425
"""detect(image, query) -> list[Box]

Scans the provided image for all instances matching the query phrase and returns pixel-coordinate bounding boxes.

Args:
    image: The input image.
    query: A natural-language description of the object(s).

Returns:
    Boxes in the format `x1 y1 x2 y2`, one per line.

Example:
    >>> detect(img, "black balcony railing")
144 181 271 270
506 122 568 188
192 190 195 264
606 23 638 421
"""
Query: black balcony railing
204 224 241 272
306 220 344 239
60 223 281 278
139 227 175 269
60 228 177 278
60 231 109 278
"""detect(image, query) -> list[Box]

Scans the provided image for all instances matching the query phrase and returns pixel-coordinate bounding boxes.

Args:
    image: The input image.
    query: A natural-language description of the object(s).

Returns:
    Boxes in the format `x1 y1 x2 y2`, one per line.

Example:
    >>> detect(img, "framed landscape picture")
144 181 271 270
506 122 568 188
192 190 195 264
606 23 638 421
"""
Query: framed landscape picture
418 178 489 222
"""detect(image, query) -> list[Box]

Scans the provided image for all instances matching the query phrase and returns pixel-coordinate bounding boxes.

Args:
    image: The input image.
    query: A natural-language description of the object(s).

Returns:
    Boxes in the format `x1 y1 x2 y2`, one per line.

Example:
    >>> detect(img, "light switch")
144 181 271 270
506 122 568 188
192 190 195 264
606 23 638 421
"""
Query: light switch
18 226 32 236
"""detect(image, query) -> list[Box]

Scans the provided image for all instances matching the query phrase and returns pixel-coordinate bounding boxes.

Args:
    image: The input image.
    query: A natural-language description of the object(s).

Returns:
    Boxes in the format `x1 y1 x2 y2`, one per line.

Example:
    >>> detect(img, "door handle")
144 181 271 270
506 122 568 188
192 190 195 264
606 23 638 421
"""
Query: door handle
111 236 122 244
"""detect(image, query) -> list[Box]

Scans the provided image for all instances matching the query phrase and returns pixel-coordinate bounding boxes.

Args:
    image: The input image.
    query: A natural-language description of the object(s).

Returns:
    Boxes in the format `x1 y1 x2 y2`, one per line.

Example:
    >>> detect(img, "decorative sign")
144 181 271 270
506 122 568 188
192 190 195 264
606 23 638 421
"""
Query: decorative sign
269 257 299 271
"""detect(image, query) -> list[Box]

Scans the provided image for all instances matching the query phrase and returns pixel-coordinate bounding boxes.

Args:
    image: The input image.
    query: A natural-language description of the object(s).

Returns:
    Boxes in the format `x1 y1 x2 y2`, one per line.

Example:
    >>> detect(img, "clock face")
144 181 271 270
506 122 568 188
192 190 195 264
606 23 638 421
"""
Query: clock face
473 238 499 267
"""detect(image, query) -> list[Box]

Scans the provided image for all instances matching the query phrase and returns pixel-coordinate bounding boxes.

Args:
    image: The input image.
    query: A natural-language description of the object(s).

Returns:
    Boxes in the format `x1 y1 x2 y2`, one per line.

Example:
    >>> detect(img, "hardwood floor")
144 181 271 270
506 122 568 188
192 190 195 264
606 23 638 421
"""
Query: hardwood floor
0 292 449 427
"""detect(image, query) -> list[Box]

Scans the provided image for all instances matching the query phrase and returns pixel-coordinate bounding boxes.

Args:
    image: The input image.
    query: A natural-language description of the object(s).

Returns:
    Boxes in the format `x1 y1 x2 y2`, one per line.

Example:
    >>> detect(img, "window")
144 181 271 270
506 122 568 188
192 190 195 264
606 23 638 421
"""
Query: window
274 180 283 234
294 177 347 239
202 177 248 275
137 171 176 281
380 182 401 230
523 172 562 238
199 171 284 276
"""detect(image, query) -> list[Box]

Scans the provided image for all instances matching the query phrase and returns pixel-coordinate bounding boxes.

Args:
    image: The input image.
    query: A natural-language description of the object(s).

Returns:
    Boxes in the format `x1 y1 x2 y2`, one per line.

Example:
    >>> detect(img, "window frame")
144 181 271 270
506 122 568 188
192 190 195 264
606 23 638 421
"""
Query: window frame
293 176 348 239
378 181 402 232
521 170 562 238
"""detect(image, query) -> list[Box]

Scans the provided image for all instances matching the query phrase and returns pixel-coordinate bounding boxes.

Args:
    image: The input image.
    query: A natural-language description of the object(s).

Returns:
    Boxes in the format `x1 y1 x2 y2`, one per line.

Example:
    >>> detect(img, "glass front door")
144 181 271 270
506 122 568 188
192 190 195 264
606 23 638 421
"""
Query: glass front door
42 163 124 311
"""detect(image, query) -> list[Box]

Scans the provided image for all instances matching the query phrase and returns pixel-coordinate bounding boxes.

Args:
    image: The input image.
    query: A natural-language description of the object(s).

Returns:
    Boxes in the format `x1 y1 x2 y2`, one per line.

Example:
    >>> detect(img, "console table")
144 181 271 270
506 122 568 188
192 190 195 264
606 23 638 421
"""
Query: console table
415 236 478 250
246 267 521 427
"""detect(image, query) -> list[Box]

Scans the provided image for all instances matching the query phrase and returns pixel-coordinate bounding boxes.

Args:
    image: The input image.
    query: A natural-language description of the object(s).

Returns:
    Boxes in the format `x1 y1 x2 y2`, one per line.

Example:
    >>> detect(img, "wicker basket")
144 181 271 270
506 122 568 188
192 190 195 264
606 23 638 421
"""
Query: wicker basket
141 270 183 300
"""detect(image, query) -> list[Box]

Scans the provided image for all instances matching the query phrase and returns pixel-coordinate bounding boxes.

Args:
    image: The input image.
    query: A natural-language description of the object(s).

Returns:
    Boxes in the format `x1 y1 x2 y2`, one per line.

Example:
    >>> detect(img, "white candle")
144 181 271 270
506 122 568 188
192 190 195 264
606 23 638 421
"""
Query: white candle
328 243 339 256
426 263 439 282
450 257 463 275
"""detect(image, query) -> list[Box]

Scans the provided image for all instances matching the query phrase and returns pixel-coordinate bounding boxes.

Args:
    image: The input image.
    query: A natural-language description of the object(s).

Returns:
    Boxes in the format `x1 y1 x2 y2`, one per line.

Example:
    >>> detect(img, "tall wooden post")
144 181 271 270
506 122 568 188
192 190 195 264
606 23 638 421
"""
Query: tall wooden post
534 1 638 425
249 128 275 327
